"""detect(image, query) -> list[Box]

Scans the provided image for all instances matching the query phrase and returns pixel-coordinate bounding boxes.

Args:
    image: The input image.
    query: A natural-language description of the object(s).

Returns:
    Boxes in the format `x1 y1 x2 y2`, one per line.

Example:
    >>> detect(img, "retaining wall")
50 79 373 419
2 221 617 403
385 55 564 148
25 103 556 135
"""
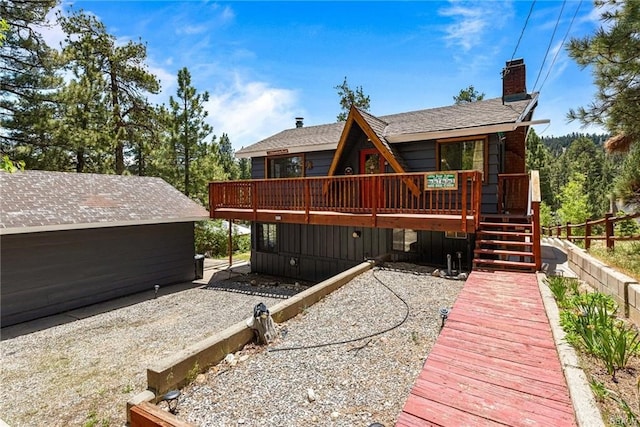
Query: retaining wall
547 238 640 324
128 260 374 422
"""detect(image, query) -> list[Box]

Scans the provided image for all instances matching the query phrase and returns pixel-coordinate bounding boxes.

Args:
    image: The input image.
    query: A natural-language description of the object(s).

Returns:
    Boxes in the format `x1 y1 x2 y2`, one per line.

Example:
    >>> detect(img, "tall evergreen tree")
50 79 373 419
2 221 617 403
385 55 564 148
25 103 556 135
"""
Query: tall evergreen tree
567 0 640 206
238 157 251 179
59 9 159 174
218 132 239 179
168 67 214 197
0 0 62 167
564 137 610 218
335 76 370 122
568 0 640 147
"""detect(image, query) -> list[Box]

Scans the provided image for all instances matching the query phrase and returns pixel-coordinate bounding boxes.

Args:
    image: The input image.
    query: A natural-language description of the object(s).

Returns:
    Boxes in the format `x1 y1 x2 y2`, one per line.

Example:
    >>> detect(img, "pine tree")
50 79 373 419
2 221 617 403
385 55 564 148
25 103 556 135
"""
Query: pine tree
168 67 214 197
218 133 239 179
0 0 62 168
453 85 485 104
568 0 640 148
335 77 370 122
59 9 159 174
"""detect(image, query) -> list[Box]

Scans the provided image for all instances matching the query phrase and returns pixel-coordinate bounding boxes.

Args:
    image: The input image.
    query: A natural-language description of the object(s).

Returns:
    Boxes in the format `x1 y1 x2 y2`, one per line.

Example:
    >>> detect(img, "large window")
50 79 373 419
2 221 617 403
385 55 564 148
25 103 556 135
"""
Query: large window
393 229 418 252
257 223 277 252
266 155 304 178
437 137 486 174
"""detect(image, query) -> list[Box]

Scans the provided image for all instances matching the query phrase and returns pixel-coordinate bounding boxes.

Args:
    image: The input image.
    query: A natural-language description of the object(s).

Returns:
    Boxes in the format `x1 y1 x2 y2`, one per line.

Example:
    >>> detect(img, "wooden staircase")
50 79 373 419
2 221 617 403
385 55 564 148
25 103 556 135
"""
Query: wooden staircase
473 214 537 272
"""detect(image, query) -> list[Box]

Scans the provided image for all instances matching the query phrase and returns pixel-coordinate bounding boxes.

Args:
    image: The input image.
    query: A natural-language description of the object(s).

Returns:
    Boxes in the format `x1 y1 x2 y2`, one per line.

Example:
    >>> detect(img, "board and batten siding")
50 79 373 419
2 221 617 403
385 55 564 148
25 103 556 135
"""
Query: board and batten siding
1 222 196 326
252 223 388 282
251 223 470 282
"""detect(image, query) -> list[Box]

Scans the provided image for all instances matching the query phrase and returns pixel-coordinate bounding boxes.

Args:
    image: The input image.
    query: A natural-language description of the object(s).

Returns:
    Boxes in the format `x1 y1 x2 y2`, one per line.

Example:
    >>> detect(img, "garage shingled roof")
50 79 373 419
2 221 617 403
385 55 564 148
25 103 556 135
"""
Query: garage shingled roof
0 170 209 234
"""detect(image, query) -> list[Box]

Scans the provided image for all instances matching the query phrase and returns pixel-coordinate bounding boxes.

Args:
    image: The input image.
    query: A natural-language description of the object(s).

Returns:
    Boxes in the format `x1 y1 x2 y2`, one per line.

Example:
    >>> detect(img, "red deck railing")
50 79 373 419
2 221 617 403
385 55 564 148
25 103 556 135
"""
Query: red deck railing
498 173 529 214
209 171 483 232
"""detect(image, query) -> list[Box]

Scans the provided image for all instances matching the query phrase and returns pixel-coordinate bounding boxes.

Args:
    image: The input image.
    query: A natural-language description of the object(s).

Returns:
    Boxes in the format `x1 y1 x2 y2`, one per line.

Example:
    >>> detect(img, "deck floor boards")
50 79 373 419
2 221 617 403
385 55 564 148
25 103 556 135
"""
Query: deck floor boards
397 271 576 426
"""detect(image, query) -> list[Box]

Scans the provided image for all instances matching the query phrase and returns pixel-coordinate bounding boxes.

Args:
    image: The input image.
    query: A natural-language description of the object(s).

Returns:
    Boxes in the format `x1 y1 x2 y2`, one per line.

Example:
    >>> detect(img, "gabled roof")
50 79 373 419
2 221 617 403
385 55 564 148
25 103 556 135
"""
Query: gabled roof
326 106 420 195
236 94 541 158
0 170 209 235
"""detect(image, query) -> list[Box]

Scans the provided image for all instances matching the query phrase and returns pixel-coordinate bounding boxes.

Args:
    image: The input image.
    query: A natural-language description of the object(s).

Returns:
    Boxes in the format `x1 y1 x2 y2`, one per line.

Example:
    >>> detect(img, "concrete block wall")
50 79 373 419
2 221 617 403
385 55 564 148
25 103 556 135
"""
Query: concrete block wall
557 239 640 324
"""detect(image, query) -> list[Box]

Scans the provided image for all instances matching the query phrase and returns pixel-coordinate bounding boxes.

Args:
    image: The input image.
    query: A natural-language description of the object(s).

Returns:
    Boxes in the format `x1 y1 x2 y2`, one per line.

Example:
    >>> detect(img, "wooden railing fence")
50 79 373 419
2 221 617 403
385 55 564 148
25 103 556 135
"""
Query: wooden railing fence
209 171 483 231
542 212 640 250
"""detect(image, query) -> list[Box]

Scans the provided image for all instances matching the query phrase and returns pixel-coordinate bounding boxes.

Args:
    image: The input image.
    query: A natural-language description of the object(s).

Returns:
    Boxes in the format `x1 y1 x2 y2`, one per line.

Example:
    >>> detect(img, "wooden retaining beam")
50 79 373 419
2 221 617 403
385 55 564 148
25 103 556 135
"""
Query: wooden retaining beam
129 260 375 422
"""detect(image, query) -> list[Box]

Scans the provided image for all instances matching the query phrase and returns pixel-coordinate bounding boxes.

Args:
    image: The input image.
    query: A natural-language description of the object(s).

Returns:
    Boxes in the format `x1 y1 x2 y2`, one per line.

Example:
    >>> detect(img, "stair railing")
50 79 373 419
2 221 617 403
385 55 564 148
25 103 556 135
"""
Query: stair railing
529 170 542 270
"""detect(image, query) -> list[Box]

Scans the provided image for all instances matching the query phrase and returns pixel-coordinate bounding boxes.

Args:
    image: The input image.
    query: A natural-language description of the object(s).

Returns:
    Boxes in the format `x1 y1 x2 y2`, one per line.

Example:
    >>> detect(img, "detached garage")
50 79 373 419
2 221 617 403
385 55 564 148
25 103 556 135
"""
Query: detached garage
0 170 209 326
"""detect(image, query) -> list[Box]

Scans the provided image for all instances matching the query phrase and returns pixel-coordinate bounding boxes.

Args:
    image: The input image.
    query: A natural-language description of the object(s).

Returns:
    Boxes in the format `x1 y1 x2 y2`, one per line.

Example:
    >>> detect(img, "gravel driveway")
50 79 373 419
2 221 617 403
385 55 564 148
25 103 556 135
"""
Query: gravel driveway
179 264 464 427
1 263 463 427
0 274 282 427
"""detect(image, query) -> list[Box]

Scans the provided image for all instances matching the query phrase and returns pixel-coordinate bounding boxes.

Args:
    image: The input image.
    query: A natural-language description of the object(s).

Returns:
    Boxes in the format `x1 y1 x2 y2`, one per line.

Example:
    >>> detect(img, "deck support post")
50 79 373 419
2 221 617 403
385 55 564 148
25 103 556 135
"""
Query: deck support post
605 212 614 250
251 182 257 221
228 219 233 267
371 175 378 228
461 176 468 233
304 180 310 224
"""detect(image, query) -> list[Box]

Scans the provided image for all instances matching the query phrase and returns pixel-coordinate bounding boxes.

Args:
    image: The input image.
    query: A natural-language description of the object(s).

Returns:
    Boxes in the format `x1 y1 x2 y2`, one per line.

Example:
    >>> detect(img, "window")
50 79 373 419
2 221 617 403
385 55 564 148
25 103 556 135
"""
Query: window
393 229 418 252
257 223 277 252
266 155 304 178
445 231 467 239
437 137 486 174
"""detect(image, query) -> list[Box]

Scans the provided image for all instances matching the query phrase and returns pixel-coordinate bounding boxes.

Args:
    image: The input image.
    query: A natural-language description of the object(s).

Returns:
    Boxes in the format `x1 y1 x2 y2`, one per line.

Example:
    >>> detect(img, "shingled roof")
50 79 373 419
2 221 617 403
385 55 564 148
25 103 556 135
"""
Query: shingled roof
0 170 209 235
236 95 539 158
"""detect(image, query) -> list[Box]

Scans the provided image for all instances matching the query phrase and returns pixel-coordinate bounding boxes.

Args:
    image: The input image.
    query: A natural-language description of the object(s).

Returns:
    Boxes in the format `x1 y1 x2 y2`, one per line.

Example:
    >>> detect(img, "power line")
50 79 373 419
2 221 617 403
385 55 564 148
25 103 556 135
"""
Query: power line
537 0 583 94
532 0 567 92
511 0 537 61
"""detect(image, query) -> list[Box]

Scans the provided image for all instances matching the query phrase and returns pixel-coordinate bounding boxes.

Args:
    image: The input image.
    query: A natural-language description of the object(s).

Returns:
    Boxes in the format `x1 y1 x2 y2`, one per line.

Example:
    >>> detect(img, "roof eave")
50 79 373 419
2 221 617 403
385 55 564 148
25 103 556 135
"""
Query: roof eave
236 142 338 158
0 216 210 236
385 119 550 144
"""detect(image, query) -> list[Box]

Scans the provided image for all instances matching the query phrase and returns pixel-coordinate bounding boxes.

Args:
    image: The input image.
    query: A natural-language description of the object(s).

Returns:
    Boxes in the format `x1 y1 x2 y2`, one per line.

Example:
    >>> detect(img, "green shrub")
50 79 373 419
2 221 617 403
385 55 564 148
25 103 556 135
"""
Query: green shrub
194 220 251 257
616 211 640 237
546 276 569 307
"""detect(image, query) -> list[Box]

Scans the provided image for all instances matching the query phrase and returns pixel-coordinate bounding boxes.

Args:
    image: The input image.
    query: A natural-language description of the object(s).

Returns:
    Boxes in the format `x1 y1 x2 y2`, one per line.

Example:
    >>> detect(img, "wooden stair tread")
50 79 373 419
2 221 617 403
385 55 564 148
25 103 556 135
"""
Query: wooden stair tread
481 213 530 220
472 258 536 268
477 230 532 237
474 248 534 257
476 239 534 247
479 221 533 229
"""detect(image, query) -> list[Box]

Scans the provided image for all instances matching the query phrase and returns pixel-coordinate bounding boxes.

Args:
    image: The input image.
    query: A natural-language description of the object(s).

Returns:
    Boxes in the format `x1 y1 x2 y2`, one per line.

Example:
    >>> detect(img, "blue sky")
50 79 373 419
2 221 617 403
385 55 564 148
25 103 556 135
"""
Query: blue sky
43 1 605 151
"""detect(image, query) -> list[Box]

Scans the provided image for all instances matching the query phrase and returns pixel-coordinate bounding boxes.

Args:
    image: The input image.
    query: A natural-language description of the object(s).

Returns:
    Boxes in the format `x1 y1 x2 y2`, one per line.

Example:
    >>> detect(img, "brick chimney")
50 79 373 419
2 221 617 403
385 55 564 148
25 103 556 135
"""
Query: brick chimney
295 117 304 128
502 59 527 103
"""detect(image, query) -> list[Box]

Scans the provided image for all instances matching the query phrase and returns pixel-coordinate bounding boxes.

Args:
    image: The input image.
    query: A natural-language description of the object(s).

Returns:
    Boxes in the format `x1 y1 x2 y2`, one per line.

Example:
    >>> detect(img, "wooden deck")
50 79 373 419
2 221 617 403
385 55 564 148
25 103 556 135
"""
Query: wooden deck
397 271 576 426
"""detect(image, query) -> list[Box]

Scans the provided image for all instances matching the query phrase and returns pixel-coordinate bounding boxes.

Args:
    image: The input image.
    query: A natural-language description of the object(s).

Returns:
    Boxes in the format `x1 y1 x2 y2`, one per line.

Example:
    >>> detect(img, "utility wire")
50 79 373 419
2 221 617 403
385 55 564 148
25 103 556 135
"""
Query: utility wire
537 0 582 94
267 267 410 352
532 0 567 92
511 0 537 62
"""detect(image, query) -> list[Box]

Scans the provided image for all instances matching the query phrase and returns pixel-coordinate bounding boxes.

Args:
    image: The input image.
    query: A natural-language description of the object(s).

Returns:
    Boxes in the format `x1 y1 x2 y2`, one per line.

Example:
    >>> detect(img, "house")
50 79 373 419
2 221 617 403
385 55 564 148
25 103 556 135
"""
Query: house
208 59 545 282
0 170 209 326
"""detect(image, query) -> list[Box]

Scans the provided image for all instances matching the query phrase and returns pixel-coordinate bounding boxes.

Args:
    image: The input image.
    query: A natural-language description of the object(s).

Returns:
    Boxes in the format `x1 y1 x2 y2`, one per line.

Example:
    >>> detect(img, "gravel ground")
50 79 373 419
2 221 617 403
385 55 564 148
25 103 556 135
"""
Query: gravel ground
178 264 464 427
0 281 282 426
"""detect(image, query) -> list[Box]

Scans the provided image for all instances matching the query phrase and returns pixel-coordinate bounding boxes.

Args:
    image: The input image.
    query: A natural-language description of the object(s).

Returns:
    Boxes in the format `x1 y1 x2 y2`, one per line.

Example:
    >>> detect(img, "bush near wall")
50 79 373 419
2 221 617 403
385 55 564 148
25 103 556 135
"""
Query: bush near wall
195 220 250 257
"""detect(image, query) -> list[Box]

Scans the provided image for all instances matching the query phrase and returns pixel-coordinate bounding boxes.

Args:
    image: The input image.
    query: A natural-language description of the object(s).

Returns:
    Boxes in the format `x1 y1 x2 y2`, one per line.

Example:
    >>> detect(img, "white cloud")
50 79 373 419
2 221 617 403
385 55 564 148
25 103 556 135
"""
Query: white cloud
174 3 235 36
147 63 176 102
439 1 513 52
37 4 67 50
204 75 300 151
